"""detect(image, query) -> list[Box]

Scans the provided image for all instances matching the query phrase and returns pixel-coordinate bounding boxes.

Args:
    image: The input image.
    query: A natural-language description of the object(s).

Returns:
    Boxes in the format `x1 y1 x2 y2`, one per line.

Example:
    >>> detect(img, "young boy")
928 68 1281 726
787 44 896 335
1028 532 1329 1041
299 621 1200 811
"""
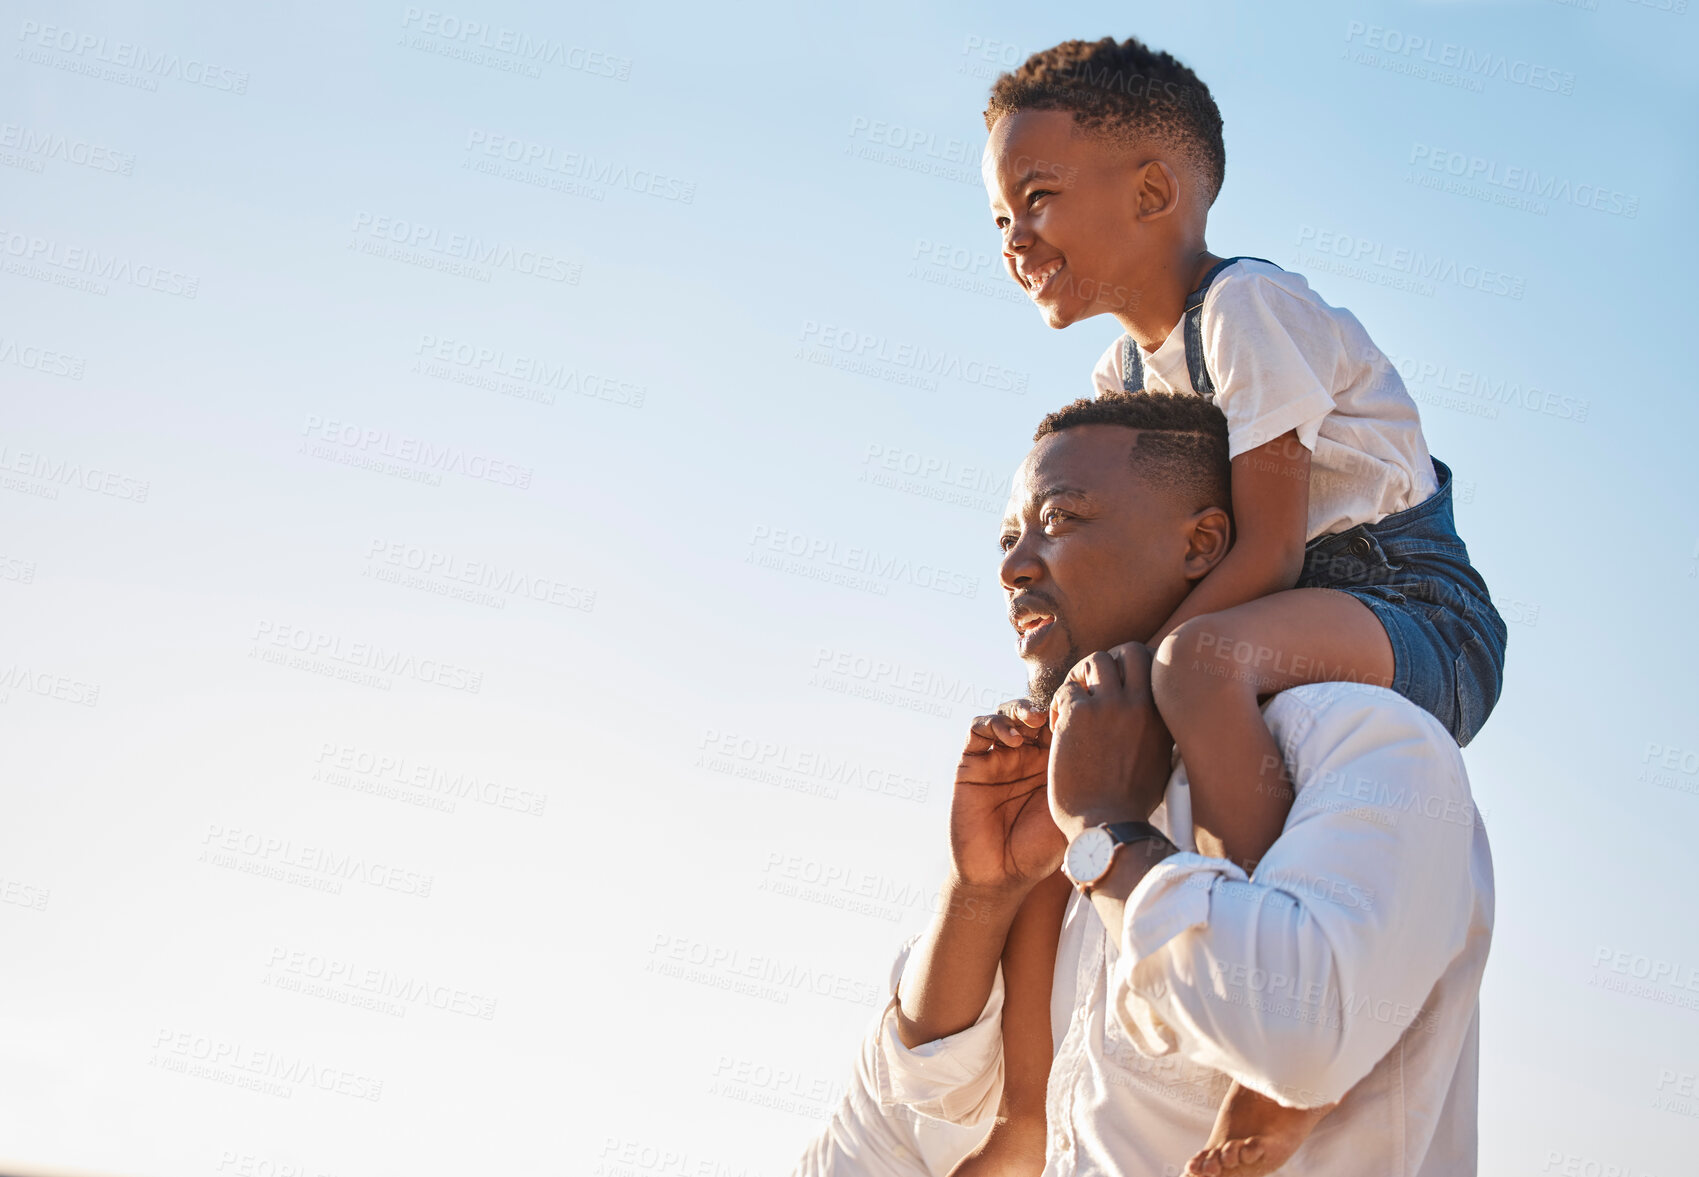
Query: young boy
957 37 1508 1177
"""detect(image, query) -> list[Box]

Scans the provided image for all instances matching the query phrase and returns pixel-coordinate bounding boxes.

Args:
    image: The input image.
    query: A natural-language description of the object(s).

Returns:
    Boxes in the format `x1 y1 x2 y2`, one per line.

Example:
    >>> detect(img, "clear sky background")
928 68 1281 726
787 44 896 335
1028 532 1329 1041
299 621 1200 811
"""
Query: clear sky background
2 1 1696 1174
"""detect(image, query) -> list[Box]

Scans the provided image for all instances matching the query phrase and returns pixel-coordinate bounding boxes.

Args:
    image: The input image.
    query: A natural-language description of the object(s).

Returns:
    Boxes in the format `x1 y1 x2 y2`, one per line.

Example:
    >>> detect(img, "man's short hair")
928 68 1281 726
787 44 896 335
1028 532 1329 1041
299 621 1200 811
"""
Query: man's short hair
984 36 1226 207
1034 390 1230 514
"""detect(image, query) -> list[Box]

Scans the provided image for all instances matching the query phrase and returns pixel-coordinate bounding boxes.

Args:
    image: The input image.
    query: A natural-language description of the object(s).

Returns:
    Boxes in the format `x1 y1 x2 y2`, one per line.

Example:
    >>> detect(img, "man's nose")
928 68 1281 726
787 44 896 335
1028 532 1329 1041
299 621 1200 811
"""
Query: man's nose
999 534 1042 592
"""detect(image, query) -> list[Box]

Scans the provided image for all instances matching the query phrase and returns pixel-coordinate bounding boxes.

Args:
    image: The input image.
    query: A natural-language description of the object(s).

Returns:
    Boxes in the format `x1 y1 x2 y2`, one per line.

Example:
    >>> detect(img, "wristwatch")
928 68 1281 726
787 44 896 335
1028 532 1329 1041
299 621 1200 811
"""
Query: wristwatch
1062 821 1171 896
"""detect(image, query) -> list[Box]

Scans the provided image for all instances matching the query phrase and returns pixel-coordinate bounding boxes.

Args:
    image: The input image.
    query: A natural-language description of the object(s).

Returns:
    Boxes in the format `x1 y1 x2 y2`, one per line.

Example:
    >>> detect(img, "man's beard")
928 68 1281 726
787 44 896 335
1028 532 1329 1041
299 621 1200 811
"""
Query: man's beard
1026 639 1082 708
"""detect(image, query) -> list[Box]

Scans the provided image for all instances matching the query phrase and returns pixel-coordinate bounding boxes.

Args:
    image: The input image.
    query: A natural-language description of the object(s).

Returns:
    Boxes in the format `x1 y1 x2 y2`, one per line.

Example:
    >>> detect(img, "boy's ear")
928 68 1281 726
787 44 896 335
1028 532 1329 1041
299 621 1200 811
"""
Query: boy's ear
1181 505 1232 581
1134 160 1182 222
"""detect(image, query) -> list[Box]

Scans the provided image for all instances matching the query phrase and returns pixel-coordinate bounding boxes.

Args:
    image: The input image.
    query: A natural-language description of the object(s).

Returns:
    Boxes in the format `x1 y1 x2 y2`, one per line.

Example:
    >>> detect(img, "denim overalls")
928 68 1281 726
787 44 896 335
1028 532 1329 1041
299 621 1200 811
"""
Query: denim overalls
1118 256 1508 746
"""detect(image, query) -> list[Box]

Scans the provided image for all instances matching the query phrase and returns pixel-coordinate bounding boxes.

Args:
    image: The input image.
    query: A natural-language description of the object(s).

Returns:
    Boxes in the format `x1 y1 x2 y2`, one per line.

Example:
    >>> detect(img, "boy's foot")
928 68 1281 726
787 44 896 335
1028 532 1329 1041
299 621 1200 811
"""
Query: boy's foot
1182 1082 1335 1177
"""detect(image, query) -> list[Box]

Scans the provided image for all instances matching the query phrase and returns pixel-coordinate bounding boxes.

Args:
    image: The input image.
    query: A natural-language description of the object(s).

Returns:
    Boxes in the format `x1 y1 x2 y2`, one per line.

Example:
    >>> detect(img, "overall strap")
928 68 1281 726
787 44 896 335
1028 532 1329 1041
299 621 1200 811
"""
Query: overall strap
1119 333 1145 392
1181 255 1281 397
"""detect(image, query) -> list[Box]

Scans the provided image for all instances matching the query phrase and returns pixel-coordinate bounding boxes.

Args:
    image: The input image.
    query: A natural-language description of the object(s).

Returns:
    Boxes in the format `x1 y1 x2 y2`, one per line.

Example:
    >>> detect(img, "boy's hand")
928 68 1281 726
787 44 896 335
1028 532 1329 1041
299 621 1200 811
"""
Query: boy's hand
949 700 1065 894
1048 644 1174 841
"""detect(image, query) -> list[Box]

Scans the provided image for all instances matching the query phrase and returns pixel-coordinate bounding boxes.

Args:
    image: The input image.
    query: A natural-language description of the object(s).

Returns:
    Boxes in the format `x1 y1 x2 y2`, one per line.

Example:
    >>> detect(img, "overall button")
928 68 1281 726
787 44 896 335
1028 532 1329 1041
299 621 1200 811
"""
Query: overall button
1349 535 1374 557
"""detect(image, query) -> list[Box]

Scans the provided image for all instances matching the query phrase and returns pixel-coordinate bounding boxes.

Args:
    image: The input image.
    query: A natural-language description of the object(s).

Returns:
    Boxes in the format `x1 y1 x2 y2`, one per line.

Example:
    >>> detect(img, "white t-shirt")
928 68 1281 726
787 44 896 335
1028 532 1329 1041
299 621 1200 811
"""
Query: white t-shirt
1090 259 1438 541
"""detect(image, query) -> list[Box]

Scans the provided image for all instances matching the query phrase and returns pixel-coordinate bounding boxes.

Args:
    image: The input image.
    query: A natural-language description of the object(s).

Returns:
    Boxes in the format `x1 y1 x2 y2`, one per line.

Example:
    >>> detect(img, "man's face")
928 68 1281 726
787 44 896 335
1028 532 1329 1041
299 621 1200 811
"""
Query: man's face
982 110 1150 329
998 425 1200 704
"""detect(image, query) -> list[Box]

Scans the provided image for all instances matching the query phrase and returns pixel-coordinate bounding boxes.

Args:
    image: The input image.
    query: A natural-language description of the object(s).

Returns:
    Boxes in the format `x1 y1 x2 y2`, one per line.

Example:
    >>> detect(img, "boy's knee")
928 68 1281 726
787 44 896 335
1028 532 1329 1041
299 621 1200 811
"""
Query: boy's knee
1154 614 1255 711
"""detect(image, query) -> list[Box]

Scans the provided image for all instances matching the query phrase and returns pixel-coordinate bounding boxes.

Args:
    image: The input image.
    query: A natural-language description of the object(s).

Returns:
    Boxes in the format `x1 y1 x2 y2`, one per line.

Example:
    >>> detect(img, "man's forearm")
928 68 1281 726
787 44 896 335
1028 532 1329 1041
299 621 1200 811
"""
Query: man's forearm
893 875 1028 1049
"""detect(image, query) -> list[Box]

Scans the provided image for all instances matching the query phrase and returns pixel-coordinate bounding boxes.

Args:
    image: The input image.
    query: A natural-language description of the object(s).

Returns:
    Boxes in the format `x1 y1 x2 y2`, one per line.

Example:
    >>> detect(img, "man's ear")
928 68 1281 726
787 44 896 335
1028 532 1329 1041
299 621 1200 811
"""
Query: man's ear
1134 159 1181 221
1181 505 1232 582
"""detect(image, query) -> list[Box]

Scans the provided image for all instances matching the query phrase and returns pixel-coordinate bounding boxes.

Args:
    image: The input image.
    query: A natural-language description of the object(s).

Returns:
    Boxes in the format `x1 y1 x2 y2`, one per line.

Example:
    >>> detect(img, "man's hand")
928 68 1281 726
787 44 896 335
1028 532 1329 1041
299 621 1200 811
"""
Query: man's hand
949 700 1066 894
1048 643 1174 842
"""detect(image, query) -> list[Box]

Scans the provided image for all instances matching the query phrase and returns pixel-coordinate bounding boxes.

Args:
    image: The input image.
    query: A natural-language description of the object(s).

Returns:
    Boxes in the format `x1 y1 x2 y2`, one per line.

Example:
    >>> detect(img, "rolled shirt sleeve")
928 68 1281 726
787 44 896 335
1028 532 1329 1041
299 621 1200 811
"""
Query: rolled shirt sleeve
871 928 1007 1126
1110 684 1480 1108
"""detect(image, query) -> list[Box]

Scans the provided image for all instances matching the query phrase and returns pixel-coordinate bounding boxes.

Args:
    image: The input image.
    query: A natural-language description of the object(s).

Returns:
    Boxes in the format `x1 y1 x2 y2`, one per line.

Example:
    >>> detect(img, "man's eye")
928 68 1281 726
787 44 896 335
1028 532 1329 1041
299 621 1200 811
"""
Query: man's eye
998 534 1017 552
1042 509 1069 527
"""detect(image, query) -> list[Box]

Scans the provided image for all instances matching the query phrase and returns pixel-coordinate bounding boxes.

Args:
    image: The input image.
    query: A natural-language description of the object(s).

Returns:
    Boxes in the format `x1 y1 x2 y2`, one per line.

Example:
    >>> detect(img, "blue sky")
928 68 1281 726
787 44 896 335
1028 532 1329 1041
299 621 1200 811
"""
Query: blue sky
2 1 1696 1174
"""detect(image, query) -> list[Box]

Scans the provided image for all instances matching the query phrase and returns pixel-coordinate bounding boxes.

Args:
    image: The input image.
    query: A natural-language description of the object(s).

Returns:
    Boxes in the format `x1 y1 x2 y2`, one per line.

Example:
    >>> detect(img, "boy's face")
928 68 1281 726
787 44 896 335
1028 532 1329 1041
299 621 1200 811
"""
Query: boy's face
982 110 1150 329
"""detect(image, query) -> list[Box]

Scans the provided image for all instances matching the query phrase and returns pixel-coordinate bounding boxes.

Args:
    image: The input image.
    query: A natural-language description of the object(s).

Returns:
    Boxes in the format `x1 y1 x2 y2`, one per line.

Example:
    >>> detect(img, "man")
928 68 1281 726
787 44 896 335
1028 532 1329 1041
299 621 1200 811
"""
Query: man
793 391 1494 1176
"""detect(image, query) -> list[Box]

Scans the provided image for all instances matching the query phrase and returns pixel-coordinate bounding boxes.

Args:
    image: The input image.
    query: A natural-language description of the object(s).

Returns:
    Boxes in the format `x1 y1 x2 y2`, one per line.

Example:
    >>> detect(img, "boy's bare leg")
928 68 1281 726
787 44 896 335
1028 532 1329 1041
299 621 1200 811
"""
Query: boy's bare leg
1151 587 1391 1175
1152 587 1393 870
947 870 1072 1177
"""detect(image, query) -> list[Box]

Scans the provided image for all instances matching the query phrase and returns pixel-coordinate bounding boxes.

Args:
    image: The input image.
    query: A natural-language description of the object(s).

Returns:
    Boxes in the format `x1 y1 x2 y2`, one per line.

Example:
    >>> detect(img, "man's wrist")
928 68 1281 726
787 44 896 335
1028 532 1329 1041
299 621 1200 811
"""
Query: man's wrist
941 870 1038 922
1086 833 1178 906
1056 807 1141 843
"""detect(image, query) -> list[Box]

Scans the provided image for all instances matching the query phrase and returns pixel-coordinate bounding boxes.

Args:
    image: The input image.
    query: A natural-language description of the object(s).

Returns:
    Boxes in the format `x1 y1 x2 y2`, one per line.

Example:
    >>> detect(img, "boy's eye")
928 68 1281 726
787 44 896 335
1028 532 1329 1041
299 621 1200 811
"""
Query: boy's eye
1028 190 1054 207
994 215 1010 229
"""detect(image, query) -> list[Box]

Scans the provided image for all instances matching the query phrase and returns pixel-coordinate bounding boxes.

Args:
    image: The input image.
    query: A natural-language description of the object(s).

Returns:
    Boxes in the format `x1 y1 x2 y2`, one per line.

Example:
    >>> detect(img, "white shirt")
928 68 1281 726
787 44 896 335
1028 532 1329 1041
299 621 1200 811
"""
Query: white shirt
1090 260 1439 540
792 682 1495 1177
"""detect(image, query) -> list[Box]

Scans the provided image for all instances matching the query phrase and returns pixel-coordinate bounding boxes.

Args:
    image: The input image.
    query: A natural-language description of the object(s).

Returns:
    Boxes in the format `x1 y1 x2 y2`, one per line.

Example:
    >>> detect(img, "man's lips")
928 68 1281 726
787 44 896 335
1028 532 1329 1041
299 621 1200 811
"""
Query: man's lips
1012 608 1058 655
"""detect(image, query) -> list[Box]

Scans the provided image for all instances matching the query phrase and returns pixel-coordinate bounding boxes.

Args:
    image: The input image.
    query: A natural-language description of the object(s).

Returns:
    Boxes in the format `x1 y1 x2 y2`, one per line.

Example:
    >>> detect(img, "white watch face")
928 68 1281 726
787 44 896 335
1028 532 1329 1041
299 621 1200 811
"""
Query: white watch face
1065 827 1115 887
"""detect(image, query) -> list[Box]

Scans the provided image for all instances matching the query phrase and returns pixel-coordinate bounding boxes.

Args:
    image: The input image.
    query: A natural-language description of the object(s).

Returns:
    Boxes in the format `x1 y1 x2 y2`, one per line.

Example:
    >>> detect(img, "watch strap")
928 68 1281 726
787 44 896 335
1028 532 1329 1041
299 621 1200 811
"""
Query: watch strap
1080 821 1171 896
1103 820 1167 849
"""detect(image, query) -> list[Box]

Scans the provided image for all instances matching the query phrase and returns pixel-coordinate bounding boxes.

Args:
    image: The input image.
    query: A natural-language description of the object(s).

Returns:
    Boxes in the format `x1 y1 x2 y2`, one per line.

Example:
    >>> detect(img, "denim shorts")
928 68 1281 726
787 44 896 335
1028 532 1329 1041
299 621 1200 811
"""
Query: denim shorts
1295 458 1507 746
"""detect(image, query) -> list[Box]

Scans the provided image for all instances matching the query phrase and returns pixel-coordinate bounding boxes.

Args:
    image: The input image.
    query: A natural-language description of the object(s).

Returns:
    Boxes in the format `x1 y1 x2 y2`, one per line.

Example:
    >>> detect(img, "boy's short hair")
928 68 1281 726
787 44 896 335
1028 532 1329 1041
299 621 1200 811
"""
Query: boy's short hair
985 37 1226 207
1034 390 1231 515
